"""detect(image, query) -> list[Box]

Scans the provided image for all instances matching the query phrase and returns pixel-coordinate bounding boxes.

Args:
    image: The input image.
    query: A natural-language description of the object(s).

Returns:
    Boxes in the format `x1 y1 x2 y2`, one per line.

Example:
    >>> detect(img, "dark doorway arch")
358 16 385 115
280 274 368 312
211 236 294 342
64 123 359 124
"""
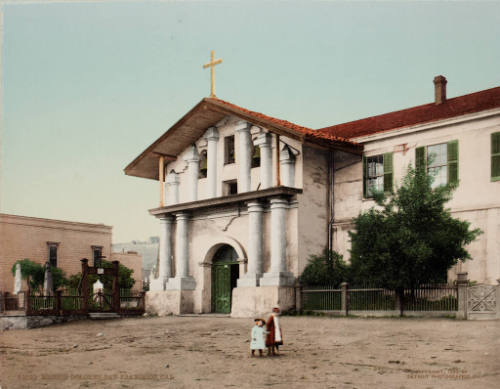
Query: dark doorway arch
211 245 239 313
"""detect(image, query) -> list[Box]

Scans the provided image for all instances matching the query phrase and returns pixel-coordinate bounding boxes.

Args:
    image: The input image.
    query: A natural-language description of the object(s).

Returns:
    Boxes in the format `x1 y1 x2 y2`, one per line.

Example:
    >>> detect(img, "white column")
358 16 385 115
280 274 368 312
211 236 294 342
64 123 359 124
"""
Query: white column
158 216 173 289
280 145 296 187
166 171 180 205
235 121 251 192
260 197 295 286
167 212 196 290
184 145 200 202
254 133 272 189
205 127 219 198
237 201 263 287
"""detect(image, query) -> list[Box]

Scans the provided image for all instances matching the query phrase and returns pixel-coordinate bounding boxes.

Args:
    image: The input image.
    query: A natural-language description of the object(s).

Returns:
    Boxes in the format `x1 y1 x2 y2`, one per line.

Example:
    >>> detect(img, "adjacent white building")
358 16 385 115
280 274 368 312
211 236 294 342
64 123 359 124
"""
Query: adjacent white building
125 76 500 316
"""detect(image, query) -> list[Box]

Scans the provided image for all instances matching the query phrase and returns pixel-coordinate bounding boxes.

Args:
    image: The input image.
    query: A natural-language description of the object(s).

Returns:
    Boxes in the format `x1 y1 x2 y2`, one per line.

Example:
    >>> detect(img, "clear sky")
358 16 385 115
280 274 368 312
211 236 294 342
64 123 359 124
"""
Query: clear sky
1 0 499 243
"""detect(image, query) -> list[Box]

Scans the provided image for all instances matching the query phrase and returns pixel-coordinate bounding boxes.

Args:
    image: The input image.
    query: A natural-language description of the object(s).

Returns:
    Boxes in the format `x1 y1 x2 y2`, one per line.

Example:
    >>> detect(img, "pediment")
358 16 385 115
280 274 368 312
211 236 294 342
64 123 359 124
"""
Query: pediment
124 97 361 180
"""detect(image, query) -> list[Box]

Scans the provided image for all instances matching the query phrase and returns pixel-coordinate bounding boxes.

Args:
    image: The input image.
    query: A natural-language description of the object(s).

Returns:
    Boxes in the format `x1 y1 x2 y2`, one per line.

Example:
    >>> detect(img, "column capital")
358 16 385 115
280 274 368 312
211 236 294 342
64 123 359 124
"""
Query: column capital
184 145 200 163
269 197 288 208
250 125 262 135
280 144 296 163
174 212 190 220
234 120 250 133
205 126 219 141
254 132 272 148
247 201 264 212
159 215 174 223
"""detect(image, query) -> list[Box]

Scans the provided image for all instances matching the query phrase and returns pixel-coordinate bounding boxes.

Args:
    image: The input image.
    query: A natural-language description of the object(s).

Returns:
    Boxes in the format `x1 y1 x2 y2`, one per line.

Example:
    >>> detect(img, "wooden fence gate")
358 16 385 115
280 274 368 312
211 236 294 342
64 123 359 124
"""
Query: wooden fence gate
81 258 120 313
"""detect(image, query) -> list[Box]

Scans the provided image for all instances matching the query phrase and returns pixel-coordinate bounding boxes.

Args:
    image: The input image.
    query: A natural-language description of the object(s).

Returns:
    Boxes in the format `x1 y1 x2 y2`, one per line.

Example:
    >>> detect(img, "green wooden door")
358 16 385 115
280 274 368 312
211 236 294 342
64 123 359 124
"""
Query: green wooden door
213 263 232 313
211 245 239 313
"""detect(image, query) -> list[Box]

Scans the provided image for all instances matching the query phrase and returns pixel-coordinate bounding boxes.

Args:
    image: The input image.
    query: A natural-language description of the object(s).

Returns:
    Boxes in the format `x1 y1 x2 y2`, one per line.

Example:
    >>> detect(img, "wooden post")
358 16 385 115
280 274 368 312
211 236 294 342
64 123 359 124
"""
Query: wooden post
56 290 62 314
112 261 120 312
159 155 165 207
139 292 145 311
23 291 28 311
81 258 89 313
295 282 303 312
341 282 349 316
456 272 468 320
276 134 281 186
26 276 32 315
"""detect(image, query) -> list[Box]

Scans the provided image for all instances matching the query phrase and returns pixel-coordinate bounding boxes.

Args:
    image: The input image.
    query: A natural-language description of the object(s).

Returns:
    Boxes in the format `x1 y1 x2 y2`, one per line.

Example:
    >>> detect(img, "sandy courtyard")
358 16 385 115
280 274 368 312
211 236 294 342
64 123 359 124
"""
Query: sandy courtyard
0 315 499 389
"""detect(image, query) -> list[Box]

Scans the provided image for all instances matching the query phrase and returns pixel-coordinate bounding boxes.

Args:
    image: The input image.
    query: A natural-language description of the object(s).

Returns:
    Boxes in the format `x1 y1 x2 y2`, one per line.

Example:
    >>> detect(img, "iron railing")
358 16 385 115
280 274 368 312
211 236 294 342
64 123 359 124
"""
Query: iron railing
349 288 396 311
301 283 458 314
302 286 342 310
403 285 458 311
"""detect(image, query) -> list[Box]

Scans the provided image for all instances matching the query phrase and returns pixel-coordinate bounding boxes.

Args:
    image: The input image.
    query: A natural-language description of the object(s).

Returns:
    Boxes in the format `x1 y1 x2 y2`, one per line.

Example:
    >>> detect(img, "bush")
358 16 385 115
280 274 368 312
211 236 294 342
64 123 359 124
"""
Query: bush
11 259 67 293
299 250 350 287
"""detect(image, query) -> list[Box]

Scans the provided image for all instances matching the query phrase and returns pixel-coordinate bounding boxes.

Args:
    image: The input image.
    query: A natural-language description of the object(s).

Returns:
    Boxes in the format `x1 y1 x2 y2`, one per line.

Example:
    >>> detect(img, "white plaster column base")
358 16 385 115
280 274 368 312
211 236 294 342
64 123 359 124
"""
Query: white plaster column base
148 277 166 292
231 285 296 318
166 276 196 291
145 290 180 316
259 271 295 287
146 289 195 315
236 273 262 287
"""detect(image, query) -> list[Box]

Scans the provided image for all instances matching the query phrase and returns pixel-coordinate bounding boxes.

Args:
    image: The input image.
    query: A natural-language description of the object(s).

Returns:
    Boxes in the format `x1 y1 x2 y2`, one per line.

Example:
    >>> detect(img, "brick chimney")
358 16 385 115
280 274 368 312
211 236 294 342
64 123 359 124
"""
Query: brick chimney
433 75 447 105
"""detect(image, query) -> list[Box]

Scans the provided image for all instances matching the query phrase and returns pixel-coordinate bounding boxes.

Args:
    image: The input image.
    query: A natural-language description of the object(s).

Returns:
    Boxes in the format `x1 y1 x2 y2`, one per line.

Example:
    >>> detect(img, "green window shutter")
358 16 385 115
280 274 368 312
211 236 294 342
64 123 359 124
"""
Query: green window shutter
383 152 393 193
447 140 459 186
491 132 500 181
415 146 426 172
362 156 367 198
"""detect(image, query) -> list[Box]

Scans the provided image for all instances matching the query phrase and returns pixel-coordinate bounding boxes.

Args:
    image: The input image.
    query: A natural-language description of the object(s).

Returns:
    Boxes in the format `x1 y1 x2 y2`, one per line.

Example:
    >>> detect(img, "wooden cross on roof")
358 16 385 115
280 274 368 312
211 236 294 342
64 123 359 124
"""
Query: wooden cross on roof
203 50 223 97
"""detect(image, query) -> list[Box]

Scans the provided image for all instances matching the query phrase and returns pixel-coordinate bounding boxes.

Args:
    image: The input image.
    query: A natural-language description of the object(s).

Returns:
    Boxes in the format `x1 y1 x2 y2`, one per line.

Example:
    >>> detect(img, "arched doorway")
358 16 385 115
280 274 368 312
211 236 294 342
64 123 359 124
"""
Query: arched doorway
211 245 239 313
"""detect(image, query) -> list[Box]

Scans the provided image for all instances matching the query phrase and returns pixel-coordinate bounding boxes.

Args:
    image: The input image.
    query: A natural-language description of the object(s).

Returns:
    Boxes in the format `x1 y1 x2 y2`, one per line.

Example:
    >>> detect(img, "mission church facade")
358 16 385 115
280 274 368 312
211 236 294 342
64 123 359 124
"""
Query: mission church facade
125 76 500 317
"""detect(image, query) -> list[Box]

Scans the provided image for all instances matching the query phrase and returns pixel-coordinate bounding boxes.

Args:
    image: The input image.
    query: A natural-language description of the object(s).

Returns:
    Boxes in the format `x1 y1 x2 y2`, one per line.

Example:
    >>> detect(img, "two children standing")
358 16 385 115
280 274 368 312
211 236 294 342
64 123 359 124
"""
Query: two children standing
250 307 283 357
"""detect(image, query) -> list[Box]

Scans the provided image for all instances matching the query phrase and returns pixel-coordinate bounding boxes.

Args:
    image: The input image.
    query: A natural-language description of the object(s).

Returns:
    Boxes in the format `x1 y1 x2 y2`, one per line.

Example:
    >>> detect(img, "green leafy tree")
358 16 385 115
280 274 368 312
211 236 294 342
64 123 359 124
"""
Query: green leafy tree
11 259 67 293
299 249 350 287
349 165 481 312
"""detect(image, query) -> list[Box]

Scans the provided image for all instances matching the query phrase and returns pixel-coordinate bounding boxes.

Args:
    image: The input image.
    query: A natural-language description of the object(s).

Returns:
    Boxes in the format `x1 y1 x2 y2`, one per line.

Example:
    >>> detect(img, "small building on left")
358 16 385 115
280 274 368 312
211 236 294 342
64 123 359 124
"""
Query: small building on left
0 213 143 293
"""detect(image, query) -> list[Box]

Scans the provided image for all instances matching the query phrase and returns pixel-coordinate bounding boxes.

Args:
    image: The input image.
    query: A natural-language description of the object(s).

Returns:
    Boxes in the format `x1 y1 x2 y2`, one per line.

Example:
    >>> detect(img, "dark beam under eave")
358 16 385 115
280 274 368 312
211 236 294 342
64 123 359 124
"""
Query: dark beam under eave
149 186 303 216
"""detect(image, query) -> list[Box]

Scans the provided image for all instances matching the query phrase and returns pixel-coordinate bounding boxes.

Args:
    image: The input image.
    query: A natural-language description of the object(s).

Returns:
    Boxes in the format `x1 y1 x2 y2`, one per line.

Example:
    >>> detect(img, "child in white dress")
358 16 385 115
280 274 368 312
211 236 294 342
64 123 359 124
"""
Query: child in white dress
250 318 267 357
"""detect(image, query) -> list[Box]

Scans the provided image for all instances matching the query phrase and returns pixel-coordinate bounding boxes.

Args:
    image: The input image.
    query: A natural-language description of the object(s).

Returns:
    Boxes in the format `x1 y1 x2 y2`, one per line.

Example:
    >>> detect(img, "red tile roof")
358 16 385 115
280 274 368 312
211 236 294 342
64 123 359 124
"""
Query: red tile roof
207 97 359 146
318 86 500 139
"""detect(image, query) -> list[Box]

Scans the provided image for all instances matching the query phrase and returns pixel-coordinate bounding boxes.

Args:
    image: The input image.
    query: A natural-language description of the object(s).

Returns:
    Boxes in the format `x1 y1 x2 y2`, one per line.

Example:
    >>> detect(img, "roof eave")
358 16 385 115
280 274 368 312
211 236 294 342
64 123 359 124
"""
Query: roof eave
124 99 210 179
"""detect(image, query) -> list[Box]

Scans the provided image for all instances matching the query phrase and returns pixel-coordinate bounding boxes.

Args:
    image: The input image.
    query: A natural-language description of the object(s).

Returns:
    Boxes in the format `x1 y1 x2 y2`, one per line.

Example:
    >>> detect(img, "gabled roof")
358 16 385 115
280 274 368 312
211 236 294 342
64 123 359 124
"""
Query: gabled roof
124 97 361 180
318 86 500 140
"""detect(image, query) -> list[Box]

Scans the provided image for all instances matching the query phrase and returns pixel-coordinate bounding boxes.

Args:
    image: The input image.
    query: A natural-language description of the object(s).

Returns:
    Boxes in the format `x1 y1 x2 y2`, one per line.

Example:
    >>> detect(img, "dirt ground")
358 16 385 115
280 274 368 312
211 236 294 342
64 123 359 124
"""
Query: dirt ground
0 315 499 389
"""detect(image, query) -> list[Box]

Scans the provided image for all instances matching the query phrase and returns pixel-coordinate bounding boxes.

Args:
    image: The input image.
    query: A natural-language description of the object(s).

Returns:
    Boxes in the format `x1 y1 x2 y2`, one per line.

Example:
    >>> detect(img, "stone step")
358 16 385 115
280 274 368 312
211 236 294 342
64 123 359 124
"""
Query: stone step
88 312 121 320
179 313 230 318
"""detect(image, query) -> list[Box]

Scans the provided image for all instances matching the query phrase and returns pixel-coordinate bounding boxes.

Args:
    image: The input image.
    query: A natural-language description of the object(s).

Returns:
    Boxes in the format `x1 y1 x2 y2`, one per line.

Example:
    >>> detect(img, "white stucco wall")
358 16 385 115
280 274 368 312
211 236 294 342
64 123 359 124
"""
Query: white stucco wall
333 110 500 283
297 145 330 275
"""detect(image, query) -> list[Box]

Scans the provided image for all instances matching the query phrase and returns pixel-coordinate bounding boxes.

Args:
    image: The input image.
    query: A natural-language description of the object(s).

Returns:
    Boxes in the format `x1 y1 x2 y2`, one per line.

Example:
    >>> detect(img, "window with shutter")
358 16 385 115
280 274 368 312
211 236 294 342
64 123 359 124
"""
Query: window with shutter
417 141 459 187
447 140 459 186
492 132 500 181
363 153 392 197
383 152 393 193
415 146 426 172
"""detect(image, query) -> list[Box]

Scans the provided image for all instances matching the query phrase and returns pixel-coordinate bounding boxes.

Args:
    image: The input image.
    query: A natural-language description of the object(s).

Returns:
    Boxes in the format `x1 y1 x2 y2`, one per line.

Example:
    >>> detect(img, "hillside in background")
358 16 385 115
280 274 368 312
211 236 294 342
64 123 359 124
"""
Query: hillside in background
113 237 158 272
